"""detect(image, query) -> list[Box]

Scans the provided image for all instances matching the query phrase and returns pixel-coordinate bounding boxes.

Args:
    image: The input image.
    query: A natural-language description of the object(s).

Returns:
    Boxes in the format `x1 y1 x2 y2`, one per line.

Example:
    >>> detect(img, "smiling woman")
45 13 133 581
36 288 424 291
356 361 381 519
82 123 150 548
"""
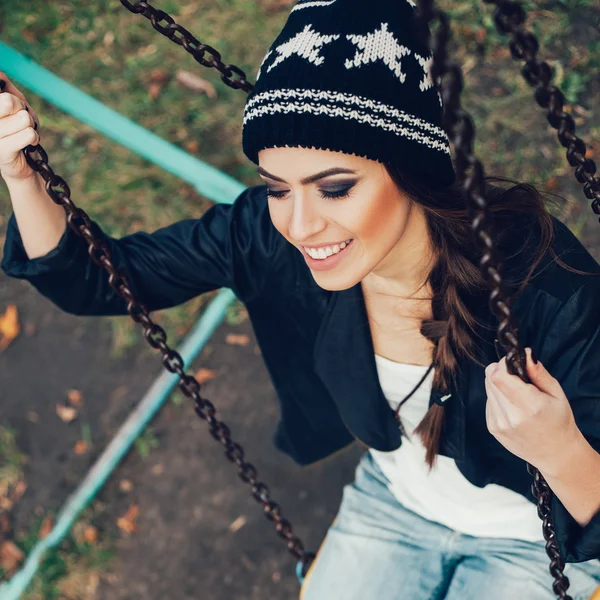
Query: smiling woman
257 147 430 290
2 0 600 598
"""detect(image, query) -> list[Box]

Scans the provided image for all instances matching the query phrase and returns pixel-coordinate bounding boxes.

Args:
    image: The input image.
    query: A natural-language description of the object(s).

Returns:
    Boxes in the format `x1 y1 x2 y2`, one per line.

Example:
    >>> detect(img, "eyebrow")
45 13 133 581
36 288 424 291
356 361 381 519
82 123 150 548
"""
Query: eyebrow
256 166 358 186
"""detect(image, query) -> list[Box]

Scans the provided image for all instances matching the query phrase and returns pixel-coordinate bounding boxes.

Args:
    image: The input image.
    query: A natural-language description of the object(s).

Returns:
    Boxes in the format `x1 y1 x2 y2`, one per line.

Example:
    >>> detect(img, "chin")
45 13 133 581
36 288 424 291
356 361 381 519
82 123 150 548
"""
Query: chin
310 271 361 292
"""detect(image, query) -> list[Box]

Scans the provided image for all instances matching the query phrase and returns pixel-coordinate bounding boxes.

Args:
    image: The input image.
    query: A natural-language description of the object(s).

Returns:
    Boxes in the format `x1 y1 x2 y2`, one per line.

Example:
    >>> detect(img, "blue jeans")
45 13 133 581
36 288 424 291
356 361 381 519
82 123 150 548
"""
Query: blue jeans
300 452 600 600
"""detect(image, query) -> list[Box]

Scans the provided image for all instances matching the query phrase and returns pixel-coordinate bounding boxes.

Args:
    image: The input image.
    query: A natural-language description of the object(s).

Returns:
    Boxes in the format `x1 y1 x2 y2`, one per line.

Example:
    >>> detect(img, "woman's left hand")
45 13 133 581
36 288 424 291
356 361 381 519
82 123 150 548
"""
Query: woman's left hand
485 347 582 472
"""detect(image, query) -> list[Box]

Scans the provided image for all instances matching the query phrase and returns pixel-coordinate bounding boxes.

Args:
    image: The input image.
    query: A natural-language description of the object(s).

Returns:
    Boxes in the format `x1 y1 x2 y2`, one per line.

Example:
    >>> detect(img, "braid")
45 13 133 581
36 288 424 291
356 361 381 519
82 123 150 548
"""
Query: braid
413 237 483 469
381 168 590 472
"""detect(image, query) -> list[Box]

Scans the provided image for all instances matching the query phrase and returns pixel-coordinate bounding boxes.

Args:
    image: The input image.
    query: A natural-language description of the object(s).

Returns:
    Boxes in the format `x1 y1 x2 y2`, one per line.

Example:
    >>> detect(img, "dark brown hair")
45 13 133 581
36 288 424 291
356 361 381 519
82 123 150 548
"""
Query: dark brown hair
383 165 599 469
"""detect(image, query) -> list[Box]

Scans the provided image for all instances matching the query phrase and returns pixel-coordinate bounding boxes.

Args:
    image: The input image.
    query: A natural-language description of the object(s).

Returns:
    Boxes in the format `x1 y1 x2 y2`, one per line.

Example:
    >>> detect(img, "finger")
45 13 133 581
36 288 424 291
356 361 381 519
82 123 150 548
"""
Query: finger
0 75 39 130
485 370 511 425
0 127 40 164
0 110 35 140
0 92 27 119
23 106 39 131
0 73 29 105
490 356 536 402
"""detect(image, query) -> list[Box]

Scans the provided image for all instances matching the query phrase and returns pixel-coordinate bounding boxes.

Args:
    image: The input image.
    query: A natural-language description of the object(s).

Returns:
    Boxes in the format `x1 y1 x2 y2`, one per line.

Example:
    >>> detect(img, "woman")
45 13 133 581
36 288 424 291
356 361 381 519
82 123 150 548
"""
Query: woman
2 0 600 598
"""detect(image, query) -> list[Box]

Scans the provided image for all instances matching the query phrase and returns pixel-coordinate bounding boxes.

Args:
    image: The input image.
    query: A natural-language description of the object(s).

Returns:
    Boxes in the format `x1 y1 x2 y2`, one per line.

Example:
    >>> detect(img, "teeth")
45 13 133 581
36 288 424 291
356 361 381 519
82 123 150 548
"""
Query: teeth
305 240 352 260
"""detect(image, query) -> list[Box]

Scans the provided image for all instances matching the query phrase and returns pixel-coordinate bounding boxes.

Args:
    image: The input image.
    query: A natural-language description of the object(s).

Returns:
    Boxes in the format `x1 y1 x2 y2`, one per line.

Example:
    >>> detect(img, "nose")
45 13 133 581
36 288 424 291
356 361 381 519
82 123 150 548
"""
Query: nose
288 195 327 243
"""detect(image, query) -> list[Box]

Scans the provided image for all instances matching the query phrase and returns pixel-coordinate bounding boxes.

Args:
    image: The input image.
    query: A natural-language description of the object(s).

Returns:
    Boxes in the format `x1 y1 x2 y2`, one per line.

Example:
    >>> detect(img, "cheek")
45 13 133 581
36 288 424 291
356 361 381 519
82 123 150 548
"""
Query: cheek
352 191 404 243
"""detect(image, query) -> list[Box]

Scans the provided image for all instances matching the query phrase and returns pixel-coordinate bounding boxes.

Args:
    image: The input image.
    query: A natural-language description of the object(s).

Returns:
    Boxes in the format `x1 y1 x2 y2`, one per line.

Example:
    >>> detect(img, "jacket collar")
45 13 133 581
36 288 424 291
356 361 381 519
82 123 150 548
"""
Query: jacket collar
313 281 404 451
313 280 468 458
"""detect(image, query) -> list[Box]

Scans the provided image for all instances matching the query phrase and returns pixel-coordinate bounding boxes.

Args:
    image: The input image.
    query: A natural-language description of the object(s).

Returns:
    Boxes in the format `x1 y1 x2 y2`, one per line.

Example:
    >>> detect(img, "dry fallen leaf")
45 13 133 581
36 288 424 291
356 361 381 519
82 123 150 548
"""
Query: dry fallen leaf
194 368 216 384
87 138 102 153
110 385 128 401
225 334 250 347
74 440 88 455
83 525 98 543
146 67 170 100
229 515 247 533
176 70 216 98
117 504 139 534
0 540 24 576
103 31 115 47
148 81 164 100
27 410 40 423
56 403 78 423
119 479 133 493
39 515 53 539
0 513 11 536
184 140 199 153
11 480 27 504
151 463 164 476
0 304 20 351
150 67 170 84
67 389 83 406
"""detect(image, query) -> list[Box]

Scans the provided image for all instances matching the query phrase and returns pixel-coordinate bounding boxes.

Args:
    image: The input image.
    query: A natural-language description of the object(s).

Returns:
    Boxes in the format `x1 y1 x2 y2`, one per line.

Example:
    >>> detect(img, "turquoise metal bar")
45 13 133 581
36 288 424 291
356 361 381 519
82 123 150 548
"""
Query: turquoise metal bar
0 42 247 204
0 288 237 599
0 41 247 598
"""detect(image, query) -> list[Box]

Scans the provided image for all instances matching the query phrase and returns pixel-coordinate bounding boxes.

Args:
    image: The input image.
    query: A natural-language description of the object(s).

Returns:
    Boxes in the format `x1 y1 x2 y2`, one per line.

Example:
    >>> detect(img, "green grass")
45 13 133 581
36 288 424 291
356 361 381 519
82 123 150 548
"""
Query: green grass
0 429 115 598
0 425 28 506
0 0 597 356
13 507 116 600
133 426 160 459
0 425 27 475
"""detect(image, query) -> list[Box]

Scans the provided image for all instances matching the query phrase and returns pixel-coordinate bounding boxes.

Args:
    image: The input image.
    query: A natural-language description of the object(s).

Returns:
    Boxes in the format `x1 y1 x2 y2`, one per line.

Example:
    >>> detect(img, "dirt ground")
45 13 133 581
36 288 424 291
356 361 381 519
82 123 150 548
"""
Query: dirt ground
0 276 362 599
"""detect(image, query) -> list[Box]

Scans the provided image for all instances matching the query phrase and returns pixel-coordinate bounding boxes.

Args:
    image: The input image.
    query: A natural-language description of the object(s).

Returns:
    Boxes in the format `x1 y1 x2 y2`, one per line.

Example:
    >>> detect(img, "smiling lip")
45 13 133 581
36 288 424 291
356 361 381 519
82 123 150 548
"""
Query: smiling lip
301 240 350 249
301 239 354 272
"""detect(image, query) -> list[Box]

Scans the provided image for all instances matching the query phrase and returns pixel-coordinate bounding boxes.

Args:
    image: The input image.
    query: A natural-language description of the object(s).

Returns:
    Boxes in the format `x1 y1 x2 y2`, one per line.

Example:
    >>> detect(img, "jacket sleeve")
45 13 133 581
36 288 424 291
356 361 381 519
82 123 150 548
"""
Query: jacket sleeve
533 275 600 562
1 185 279 315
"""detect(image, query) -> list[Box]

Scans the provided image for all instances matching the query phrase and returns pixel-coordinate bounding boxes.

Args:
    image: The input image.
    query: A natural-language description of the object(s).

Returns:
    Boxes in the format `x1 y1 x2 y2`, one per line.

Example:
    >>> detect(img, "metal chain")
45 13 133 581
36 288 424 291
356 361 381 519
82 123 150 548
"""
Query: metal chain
414 1 597 597
482 0 600 218
0 16 311 569
119 0 253 93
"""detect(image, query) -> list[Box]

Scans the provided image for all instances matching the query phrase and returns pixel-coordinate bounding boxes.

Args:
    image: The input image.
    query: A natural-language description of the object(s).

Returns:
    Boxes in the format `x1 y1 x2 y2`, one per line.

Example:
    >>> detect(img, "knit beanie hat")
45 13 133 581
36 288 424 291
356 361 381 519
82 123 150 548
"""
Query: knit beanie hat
242 0 455 187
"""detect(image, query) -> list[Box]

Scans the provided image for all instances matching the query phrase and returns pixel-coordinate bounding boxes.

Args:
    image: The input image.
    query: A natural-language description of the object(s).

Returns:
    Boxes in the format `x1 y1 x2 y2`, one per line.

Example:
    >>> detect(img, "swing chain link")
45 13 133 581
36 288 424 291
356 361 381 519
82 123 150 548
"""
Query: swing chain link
483 0 600 214
0 81 308 568
119 0 254 92
414 0 600 596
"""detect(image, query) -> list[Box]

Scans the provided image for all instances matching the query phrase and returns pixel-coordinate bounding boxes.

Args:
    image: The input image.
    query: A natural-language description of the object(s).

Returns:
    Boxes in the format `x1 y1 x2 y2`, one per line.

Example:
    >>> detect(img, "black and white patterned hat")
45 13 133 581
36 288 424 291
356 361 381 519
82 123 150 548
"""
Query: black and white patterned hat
242 0 455 186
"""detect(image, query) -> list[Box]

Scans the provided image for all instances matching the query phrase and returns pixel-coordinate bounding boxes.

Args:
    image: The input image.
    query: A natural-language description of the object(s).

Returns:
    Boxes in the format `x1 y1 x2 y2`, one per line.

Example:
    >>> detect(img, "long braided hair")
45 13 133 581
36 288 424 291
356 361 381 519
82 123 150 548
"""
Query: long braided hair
383 168 597 469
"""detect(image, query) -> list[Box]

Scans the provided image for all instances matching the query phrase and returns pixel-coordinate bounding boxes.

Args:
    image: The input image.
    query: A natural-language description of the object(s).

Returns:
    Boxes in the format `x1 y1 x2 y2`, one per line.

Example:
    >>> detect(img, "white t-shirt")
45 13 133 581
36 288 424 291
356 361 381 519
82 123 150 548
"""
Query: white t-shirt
369 353 545 541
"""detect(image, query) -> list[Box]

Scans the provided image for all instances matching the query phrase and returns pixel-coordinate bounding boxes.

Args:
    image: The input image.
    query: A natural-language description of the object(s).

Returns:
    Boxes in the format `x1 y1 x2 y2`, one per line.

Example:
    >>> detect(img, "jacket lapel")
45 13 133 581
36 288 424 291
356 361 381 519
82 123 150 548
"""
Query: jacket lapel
313 280 469 460
313 281 403 451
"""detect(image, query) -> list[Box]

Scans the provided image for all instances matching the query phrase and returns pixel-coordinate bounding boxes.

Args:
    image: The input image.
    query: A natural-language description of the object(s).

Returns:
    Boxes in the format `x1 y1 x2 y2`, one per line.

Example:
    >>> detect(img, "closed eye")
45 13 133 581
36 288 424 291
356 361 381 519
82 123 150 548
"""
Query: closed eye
266 186 354 200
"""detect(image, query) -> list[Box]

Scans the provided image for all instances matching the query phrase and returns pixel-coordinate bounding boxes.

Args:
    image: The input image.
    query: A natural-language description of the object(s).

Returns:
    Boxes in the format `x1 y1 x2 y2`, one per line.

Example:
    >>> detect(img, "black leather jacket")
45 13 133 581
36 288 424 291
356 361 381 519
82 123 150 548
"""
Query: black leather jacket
3 184 600 563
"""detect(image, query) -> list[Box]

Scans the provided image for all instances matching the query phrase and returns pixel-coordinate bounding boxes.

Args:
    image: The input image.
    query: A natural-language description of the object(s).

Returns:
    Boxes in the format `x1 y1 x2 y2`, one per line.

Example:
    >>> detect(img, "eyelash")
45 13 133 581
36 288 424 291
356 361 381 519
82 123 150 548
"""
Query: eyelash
266 187 353 200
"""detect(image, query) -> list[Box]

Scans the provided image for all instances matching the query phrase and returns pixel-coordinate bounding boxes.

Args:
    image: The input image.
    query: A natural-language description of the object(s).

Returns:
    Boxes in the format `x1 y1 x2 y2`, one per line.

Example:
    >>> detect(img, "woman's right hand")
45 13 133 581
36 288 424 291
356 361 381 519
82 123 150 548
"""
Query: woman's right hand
0 73 41 183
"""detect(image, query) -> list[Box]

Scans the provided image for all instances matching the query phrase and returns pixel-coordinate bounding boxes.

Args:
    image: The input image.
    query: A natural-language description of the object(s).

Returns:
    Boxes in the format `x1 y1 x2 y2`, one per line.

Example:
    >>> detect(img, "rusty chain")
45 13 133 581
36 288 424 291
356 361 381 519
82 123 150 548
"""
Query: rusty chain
415 1 598 598
3 0 597 591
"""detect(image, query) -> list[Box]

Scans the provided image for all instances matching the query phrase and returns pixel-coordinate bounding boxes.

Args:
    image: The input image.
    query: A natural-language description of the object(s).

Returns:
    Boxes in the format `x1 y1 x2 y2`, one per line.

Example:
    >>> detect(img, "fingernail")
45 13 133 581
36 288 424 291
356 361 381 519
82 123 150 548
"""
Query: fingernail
530 347 538 364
